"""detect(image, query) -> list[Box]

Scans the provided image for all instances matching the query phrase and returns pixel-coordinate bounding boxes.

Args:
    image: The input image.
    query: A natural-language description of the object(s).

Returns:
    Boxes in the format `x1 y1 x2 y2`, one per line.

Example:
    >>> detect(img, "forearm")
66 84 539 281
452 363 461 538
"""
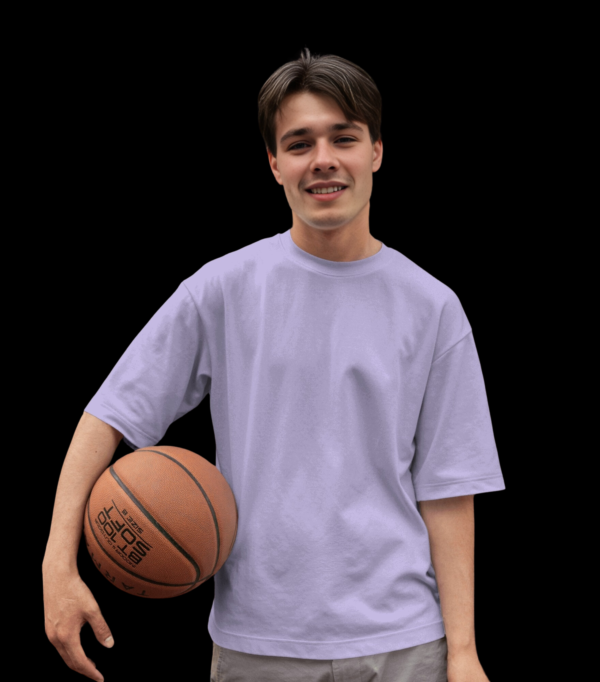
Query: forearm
419 494 476 658
42 411 123 574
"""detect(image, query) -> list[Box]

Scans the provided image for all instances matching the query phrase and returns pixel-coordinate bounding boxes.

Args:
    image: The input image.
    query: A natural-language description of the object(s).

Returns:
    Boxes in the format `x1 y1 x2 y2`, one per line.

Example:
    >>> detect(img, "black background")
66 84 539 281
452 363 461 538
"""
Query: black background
27 16 557 682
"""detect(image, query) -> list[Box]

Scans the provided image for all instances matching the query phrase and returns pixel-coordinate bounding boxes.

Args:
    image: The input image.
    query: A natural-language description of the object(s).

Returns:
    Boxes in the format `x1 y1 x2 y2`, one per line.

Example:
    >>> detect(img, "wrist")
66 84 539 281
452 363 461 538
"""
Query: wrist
42 549 79 577
446 636 477 659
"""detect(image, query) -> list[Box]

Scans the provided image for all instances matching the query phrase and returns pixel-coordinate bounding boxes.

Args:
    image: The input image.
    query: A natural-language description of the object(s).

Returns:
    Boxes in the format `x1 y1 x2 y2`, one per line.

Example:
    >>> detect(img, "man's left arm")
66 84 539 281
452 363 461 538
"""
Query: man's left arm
419 494 490 682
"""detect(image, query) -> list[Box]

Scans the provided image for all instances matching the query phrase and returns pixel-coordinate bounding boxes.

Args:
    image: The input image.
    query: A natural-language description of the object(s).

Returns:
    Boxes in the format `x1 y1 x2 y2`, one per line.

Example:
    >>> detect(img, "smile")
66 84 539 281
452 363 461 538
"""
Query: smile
305 186 347 201
308 186 346 194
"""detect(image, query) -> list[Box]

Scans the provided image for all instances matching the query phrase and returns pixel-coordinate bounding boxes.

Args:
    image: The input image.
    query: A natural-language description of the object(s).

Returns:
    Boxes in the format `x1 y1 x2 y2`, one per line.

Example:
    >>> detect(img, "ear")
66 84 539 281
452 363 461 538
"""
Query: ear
372 139 383 173
267 148 284 185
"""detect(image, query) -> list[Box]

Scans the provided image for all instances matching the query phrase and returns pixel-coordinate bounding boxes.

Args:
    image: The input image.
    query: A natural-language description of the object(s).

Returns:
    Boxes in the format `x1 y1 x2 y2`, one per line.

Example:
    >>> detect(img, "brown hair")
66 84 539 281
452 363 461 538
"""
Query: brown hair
258 48 382 156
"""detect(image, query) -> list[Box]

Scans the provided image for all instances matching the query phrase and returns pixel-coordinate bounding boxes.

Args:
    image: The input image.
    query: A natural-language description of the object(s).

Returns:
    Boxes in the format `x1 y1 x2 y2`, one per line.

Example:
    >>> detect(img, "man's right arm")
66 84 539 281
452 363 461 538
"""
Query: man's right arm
42 411 124 682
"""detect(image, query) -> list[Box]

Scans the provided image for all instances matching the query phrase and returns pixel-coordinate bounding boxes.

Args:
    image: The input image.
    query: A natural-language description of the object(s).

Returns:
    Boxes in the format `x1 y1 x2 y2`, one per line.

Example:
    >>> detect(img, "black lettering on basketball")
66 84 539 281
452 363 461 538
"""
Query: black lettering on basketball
121 527 136 545
129 552 142 565
113 504 149 542
135 540 150 556
103 521 116 538
111 519 125 533
87 493 200 591
109 464 201 584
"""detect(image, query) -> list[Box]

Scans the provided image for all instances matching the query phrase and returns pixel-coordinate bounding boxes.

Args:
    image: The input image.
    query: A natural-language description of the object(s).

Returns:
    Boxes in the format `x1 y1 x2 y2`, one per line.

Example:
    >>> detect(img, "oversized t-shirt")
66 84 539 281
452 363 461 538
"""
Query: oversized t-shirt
84 228 505 660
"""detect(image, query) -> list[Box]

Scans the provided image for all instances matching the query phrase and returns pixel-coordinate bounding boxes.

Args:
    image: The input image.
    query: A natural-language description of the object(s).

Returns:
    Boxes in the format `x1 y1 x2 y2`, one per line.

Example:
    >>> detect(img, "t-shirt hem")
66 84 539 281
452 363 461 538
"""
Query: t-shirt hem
83 402 157 451
414 474 506 501
207 612 445 659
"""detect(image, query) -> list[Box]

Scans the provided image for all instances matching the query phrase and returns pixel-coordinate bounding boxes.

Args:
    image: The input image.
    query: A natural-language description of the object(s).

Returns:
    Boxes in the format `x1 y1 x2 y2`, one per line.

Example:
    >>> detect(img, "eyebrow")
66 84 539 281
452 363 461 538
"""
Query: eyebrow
279 121 364 147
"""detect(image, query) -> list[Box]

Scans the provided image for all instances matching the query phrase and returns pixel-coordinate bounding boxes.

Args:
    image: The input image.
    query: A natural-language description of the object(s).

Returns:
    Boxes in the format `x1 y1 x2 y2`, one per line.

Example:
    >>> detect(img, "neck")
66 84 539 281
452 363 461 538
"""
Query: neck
290 213 380 263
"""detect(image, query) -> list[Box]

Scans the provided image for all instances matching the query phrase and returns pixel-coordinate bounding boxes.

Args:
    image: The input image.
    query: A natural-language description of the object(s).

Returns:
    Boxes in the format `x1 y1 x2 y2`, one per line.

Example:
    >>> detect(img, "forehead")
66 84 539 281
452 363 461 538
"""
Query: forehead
275 91 349 135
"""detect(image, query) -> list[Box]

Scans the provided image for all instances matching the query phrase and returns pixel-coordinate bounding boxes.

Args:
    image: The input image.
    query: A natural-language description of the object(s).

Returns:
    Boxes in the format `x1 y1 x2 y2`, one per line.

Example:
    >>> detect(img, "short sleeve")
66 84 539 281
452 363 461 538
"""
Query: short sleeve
84 282 211 450
411 331 505 501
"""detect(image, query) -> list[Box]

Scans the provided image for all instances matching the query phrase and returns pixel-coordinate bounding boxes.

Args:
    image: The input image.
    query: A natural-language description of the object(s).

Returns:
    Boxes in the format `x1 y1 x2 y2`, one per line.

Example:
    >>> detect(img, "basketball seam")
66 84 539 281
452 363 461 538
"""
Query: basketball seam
109 465 201 583
85 499 198 588
137 448 224 582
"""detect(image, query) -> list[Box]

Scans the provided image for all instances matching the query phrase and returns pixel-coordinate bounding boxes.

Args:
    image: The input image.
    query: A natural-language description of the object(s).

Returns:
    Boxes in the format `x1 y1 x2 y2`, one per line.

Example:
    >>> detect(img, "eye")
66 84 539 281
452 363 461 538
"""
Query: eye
289 142 310 150
288 137 356 151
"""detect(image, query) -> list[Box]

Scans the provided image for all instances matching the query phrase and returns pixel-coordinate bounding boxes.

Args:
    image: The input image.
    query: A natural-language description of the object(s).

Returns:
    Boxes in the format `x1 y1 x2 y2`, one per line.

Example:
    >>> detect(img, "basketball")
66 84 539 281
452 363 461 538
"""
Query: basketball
83 445 238 598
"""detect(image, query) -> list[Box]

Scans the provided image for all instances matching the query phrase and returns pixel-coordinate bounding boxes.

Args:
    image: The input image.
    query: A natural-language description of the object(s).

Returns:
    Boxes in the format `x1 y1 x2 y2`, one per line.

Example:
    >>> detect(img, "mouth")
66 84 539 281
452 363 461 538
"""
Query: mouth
305 185 348 202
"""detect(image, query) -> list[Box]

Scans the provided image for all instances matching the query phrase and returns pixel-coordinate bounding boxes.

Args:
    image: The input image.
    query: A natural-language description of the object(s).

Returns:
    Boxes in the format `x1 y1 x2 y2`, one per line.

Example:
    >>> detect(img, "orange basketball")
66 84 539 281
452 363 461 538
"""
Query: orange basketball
83 445 238 598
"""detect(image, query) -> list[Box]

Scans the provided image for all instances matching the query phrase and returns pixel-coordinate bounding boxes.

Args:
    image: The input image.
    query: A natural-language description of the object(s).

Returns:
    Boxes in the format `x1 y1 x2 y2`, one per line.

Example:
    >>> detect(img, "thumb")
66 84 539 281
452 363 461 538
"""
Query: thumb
87 608 114 648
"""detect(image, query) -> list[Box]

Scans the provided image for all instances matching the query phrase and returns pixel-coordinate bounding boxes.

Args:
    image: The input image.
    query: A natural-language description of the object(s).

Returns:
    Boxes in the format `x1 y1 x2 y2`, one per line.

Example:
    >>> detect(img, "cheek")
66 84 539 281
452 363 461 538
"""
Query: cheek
346 153 373 186
351 163 373 195
279 160 304 188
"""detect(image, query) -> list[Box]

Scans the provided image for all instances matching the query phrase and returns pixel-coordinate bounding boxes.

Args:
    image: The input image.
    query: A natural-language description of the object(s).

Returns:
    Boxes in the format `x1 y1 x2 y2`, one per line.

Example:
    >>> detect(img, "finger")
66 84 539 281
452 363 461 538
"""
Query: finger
63 637 104 682
87 606 114 648
87 658 101 676
56 640 101 682
54 640 76 673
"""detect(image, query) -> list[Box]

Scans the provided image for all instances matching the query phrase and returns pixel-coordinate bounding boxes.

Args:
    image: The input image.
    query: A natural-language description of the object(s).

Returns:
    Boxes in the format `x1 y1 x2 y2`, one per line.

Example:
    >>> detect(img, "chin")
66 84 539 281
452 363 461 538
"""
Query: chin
303 213 353 230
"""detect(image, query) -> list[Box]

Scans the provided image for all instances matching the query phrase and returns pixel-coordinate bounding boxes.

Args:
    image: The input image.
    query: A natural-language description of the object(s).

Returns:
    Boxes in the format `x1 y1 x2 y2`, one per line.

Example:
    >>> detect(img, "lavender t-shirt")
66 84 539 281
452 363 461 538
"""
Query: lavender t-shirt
85 229 505 659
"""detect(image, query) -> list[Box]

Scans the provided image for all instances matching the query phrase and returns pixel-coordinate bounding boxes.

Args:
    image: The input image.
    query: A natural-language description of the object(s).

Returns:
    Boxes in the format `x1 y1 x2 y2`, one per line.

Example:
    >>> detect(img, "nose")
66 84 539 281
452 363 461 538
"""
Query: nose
310 140 338 173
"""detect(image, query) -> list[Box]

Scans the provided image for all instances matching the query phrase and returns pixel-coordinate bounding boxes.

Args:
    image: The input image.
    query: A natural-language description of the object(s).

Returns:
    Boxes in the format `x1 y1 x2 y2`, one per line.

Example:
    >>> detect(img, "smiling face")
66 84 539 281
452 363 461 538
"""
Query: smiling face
268 91 383 234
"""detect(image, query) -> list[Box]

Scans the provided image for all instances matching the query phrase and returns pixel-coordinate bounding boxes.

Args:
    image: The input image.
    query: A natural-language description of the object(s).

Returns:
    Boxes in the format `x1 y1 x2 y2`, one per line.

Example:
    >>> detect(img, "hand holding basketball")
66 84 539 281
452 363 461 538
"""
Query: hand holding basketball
43 442 237 681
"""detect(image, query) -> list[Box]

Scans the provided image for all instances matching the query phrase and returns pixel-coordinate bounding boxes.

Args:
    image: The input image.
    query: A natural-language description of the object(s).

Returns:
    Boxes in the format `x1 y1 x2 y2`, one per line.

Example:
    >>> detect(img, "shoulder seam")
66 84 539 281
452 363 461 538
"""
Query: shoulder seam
181 281 213 377
432 329 473 365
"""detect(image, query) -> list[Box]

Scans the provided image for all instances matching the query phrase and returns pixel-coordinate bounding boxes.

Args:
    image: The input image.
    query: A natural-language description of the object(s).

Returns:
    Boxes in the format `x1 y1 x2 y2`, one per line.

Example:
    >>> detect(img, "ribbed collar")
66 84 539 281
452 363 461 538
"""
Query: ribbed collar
278 228 392 277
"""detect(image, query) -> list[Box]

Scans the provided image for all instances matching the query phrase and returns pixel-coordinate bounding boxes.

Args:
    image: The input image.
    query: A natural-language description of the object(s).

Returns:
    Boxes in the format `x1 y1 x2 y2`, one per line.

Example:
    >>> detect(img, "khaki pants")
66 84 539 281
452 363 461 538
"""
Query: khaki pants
210 636 448 682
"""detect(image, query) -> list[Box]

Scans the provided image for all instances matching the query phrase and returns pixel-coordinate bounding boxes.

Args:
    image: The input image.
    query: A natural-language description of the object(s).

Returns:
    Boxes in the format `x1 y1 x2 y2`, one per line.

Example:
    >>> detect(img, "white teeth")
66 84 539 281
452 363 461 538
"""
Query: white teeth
309 186 344 194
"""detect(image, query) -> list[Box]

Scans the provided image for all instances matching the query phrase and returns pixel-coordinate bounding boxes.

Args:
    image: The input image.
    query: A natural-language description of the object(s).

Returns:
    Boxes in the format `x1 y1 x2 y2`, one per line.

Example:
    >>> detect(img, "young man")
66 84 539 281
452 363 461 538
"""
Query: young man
43 49 504 682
